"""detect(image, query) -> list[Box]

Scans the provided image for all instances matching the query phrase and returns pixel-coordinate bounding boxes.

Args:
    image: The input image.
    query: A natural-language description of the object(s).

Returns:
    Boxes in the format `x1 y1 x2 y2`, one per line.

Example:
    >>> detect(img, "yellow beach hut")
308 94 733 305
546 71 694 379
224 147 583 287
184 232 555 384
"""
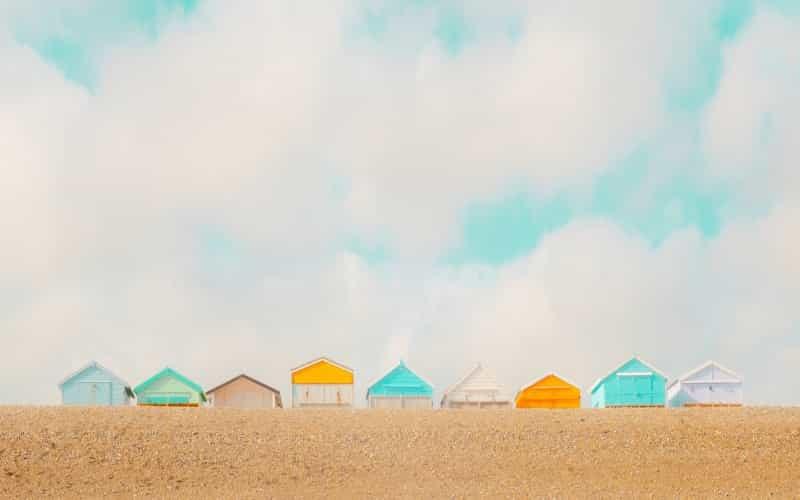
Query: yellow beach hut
515 372 581 409
290 357 354 408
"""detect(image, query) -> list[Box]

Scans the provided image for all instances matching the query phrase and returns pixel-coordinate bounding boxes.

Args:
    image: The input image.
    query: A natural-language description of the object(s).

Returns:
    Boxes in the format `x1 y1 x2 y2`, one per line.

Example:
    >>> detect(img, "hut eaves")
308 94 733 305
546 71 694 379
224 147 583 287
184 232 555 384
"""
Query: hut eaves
290 356 353 375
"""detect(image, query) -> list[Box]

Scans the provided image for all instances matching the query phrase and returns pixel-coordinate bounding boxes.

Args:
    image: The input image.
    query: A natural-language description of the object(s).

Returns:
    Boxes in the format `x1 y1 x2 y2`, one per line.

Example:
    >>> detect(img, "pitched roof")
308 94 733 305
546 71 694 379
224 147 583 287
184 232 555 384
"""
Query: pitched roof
590 356 668 394
58 360 131 392
515 372 580 401
441 363 509 404
667 360 742 390
206 374 281 396
290 356 353 374
366 360 434 398
133 367 207 402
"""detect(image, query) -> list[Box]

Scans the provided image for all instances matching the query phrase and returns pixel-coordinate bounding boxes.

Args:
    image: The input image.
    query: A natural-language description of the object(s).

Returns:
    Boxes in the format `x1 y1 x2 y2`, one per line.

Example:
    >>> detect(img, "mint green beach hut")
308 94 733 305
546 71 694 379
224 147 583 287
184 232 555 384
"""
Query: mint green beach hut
590 357 667 408
134 367 207 407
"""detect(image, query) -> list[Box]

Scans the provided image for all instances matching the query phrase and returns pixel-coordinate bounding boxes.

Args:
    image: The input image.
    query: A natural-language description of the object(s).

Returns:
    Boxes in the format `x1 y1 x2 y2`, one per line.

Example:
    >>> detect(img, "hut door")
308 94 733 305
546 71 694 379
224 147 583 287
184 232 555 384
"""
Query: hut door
80 382 112 405
620 375 652 405
635 376 653 404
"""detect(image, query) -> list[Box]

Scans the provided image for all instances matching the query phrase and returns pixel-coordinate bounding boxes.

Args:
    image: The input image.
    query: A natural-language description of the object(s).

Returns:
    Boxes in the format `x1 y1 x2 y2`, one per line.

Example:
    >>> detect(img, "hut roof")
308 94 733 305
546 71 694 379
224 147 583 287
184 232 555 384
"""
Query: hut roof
366 360 433 398
667 360 742 390
590 356 668 394
134 367 207 402
290 356 353 375
58 360 132 397
514 372 580 401
441 363 509 404
206 374 283 407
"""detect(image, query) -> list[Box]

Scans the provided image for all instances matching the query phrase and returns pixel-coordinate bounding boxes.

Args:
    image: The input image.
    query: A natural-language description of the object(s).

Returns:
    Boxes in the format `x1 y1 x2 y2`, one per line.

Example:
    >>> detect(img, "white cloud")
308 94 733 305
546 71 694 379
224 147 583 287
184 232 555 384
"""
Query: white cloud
704 8 800 197
329 1 722 256
0 39 89 285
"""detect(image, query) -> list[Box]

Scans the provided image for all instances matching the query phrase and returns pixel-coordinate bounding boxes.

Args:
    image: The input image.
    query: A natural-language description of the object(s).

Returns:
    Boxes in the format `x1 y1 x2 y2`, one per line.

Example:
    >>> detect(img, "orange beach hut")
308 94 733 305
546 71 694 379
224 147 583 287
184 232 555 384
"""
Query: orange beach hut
515 372 580 409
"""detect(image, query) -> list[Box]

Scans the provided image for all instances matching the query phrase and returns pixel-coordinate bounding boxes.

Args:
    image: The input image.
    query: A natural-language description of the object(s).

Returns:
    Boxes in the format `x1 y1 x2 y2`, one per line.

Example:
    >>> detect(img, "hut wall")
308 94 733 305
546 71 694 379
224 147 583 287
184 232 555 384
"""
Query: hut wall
686 382 741 406
292 383 353 408
444 400 511 409
445 389 506 403
599 374 666 406
668 381 742 407
591 384 606 408
368 396 433 409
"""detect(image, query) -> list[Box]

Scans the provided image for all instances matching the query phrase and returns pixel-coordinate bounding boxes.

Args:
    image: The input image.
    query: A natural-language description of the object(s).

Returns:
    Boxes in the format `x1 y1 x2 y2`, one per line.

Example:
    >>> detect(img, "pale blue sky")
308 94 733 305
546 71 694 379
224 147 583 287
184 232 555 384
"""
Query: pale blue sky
2 0 799 405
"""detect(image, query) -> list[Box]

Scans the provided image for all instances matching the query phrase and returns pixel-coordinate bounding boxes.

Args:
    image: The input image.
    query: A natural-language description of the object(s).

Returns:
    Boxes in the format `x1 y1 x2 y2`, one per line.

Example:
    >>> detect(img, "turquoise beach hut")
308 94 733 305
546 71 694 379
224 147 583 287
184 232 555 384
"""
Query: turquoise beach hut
134 367 207 407
59 360 134 406
590 356 667 408
366 361 434 409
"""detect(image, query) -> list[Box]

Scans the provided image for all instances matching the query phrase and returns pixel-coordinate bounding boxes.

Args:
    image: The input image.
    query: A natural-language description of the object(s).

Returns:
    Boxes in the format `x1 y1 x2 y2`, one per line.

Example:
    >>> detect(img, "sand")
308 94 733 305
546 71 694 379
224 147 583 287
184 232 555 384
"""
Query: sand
1 406 799 499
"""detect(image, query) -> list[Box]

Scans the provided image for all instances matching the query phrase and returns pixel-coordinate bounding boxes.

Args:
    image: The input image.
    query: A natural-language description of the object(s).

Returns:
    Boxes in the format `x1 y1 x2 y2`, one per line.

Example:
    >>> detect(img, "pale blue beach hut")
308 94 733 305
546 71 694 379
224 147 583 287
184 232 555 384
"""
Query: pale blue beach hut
59 360 134 406
590 356 667 408
366 361 433 408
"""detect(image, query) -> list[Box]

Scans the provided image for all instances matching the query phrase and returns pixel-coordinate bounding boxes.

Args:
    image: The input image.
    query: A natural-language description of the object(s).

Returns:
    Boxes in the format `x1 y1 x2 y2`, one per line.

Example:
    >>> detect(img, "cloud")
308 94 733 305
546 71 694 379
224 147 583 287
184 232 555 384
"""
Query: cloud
704 8 800 198
0 0 798 406
329 1 726 257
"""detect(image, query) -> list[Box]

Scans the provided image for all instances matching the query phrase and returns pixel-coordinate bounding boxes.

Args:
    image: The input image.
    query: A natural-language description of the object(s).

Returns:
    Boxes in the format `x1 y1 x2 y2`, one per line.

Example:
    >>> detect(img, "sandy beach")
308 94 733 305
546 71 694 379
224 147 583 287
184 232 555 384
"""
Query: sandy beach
1 406 799 498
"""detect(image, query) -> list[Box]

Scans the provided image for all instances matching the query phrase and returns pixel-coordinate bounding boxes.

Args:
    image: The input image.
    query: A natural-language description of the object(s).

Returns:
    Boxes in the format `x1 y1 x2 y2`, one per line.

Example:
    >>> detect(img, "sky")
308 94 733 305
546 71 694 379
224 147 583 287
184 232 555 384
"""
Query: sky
1 0 799 406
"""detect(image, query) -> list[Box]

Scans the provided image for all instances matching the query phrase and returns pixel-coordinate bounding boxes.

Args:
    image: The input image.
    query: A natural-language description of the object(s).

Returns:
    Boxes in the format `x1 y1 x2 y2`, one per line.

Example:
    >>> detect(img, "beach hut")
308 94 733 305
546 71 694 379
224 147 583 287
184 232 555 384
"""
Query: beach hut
667 360 743 407
59 360 134 406
366 361 433 409
515 373 580 409
134 367 207 407
290 357 354 408
206 374 283 409
441 363 511 409
590 356 667 408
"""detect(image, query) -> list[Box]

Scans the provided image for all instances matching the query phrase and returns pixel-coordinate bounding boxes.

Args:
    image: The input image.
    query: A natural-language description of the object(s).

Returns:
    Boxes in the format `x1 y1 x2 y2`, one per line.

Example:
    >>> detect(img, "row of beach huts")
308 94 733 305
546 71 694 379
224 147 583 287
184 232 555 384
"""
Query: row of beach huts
58 356 743 409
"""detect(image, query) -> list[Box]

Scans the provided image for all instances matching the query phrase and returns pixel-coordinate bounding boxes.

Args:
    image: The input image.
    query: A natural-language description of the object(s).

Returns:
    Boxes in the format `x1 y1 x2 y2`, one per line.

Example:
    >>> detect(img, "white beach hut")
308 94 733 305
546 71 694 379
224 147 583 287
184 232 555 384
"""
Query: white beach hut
667 360 743 407
440 363 511 409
